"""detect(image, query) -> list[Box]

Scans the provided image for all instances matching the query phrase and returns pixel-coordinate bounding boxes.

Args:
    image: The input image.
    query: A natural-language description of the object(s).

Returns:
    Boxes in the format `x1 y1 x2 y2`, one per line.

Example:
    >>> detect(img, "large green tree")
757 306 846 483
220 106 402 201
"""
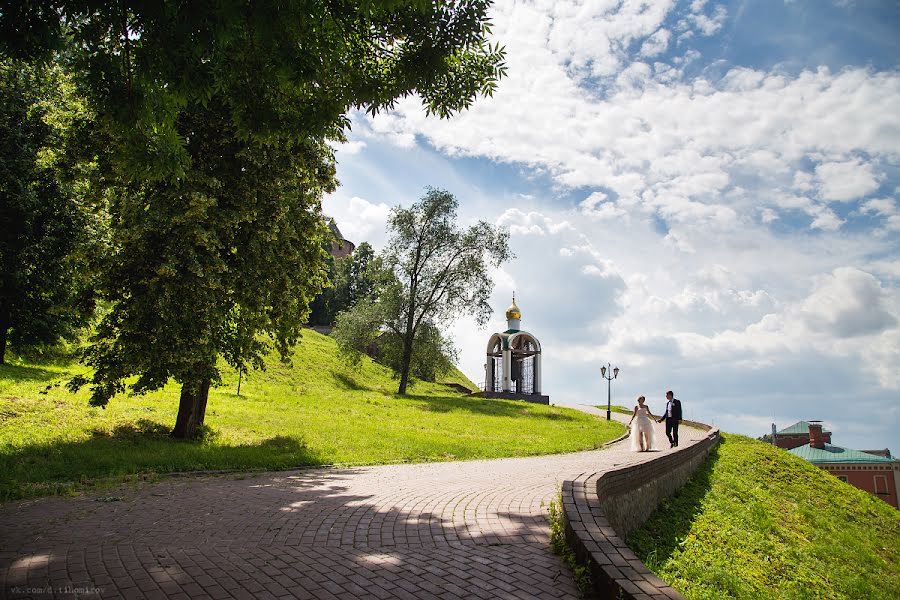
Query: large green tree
3 1 506 437
334 188 511 394
79 103 335 438
0 58 96 364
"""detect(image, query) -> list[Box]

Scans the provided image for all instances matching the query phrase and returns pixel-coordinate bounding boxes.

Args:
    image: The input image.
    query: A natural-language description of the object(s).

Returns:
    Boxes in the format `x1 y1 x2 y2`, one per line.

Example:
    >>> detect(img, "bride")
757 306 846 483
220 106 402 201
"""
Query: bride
628 395 657 452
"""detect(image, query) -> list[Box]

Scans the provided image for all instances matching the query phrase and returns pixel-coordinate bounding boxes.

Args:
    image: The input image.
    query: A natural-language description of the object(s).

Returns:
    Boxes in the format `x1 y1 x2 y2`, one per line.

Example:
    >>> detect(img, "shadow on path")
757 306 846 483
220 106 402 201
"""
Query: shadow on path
1 458 582 599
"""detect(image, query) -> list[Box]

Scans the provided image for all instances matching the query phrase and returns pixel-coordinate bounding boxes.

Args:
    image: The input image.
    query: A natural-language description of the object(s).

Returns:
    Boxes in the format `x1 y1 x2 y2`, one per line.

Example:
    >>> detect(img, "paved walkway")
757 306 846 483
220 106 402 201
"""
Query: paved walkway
1 408 701 600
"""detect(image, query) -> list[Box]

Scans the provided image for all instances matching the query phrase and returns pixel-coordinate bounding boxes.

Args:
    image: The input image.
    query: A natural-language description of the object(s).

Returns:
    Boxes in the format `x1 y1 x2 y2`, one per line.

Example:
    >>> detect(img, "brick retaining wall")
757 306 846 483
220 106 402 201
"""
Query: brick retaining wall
561 424 719 599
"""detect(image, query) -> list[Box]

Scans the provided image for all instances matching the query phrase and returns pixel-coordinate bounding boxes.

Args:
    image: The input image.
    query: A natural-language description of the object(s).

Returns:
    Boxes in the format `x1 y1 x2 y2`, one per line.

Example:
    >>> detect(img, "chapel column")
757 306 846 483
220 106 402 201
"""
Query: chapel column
502 349 512 392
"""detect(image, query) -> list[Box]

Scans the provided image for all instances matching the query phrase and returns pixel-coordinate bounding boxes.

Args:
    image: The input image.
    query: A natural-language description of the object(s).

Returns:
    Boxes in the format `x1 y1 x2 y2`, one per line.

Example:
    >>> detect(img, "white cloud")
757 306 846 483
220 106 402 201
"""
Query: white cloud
815 158 881 202
333 0 900 452
496 208 547 236
862 198 900 231
866 258 900 279
538 0 680 78
579 192 628 220
860 329 900 389
437 198 900 454
687 4 727 36
793 171 814 192
640 28 672 57
365 59 899 233
328 139 367 156
759 207 778 223
321 195 392 248
631 265 900 391
808 205 844 231
799 267 897 338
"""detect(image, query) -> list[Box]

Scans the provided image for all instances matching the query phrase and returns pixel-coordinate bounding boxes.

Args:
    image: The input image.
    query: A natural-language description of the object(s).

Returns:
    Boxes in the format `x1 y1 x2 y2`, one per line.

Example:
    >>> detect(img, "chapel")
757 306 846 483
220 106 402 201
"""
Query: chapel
483 296 549 404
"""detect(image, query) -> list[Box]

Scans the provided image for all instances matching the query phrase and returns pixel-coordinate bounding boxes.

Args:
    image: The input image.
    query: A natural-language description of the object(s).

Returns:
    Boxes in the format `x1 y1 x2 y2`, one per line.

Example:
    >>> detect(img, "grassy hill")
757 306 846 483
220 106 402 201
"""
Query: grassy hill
596 404 632 415
0 329 624 501
628 433 900 600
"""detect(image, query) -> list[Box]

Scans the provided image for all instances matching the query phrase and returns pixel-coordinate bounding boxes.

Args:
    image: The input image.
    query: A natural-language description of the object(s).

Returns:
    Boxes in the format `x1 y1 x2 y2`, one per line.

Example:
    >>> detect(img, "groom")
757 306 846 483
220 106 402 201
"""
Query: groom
657 390 683 448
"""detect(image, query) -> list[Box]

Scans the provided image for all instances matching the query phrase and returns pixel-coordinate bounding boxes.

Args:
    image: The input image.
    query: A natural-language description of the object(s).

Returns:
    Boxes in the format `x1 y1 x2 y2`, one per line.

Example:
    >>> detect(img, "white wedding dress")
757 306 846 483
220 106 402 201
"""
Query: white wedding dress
630 406 657 451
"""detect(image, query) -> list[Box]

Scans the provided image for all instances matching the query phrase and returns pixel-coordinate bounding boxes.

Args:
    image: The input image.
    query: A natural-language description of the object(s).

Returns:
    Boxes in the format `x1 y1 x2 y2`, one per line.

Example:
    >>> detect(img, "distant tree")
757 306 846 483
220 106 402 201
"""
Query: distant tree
378 322 459 383
308 241 376 327
332 296 388 364
339 241 377 311
334 188 511 394
3 2 506 437
307 259 338 328
333 283 458 384
0 59 96 364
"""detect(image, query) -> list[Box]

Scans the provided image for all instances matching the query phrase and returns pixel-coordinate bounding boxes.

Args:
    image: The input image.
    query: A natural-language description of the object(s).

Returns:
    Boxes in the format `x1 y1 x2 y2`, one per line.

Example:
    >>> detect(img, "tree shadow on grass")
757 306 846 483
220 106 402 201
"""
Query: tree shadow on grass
91 419 171 441
0 363 61 384
626 437 722 568
0 421 328 502
401 393 578 421
332 371 372 391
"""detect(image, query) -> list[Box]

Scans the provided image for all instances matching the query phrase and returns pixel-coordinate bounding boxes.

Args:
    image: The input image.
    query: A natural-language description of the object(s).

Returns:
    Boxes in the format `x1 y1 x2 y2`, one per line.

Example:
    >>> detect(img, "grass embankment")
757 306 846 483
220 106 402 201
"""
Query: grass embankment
0 330 624 501
628 433 900 600
597 404 632 415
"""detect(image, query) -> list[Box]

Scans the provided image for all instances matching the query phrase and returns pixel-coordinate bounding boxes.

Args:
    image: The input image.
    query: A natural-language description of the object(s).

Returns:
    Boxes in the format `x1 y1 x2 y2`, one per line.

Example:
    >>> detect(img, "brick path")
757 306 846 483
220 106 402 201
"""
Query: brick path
1 407 701 600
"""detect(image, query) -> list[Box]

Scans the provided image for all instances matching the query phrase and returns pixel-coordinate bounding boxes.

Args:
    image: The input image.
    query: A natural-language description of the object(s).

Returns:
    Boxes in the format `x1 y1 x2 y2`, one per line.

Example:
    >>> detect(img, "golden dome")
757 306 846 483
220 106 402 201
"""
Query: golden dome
505 296 521 320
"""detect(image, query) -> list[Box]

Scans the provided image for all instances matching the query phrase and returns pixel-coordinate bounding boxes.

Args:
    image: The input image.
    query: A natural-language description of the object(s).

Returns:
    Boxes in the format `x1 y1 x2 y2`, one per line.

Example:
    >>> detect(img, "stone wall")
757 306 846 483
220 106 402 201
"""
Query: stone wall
561 424 719 599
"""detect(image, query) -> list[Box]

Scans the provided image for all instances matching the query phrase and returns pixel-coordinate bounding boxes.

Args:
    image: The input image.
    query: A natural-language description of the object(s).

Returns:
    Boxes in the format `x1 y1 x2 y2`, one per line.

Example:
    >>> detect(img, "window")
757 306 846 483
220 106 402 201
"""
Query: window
836 475 848 483
874 475 888 495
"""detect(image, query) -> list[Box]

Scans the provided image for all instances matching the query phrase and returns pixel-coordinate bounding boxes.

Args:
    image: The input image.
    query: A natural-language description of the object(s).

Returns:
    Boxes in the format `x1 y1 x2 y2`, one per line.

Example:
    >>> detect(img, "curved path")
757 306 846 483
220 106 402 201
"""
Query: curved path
1 409 702 599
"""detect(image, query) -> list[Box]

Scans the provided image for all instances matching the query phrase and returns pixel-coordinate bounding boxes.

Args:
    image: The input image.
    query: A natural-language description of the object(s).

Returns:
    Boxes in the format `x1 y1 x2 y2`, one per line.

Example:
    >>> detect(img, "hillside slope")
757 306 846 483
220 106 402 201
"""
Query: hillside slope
0 330 624 500
628 433 900 600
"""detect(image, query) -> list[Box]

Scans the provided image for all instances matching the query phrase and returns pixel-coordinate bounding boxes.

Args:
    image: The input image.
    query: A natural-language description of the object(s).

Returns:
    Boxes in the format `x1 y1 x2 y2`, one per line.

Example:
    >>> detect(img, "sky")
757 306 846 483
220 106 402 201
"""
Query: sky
322 0 900 453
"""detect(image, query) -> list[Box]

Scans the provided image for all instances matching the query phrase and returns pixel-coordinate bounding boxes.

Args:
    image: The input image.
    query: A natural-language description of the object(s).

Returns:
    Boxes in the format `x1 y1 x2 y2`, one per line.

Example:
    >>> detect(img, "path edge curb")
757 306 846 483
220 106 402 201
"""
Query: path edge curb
561 424 720 599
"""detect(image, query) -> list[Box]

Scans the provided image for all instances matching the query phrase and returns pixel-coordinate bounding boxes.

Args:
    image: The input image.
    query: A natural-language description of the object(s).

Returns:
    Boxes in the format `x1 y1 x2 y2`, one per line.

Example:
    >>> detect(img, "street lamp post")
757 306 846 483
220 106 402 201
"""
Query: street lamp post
600 363 619 421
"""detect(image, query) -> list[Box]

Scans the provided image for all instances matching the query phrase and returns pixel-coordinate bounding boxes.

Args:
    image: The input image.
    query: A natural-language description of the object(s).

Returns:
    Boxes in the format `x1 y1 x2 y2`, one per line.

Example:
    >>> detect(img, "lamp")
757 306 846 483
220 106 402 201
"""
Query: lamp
601 362 619 421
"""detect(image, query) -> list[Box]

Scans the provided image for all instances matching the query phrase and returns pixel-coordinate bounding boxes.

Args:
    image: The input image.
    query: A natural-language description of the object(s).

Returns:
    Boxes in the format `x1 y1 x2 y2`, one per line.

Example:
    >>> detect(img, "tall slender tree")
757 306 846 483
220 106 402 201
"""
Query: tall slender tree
3 1 506 436
334 188 511 394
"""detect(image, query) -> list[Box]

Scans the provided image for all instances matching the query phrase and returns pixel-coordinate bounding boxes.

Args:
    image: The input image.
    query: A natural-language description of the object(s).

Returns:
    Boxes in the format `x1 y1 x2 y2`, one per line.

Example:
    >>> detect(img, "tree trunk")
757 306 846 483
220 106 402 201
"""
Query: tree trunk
397 334 415 395
172 377 211 439
0 301 8 365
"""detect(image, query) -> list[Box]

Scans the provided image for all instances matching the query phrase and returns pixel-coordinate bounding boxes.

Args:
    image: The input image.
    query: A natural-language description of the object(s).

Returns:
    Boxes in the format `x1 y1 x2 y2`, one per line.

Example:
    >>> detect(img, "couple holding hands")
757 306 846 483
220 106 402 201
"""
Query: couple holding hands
628 391 682 452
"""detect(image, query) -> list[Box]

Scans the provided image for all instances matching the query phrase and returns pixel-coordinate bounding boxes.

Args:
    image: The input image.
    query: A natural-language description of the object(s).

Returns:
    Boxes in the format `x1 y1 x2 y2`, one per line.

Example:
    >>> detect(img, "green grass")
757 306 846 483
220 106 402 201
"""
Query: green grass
0 330 624 501
548 493 593 597
628 433 900 600
596 404 632 415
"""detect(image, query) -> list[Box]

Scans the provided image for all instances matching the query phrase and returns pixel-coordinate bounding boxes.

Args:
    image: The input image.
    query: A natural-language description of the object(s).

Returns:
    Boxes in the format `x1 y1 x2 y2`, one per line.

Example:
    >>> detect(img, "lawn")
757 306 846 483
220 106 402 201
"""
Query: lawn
0 330 624 501
627 433 900 600
596 404 633 415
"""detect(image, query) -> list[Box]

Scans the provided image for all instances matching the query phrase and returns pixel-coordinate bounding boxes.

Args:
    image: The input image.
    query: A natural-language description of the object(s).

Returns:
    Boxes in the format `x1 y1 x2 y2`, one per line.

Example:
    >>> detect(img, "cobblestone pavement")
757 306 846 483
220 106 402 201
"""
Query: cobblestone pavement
1 408 702 600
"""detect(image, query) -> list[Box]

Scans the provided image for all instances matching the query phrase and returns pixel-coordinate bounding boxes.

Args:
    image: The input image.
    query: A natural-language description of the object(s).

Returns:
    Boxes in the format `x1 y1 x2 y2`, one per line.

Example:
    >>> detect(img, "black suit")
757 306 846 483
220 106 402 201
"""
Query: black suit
663 399 682 446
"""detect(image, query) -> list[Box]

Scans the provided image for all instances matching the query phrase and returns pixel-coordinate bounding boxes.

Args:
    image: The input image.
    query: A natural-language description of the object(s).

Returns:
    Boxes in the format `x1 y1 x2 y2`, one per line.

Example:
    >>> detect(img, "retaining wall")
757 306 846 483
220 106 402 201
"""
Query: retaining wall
561 424 719 599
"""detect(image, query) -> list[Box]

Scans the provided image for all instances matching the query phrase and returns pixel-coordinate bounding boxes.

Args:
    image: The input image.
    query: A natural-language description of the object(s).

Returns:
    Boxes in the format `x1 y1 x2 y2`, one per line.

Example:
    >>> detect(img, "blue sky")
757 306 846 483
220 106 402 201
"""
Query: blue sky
323 0 900 452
